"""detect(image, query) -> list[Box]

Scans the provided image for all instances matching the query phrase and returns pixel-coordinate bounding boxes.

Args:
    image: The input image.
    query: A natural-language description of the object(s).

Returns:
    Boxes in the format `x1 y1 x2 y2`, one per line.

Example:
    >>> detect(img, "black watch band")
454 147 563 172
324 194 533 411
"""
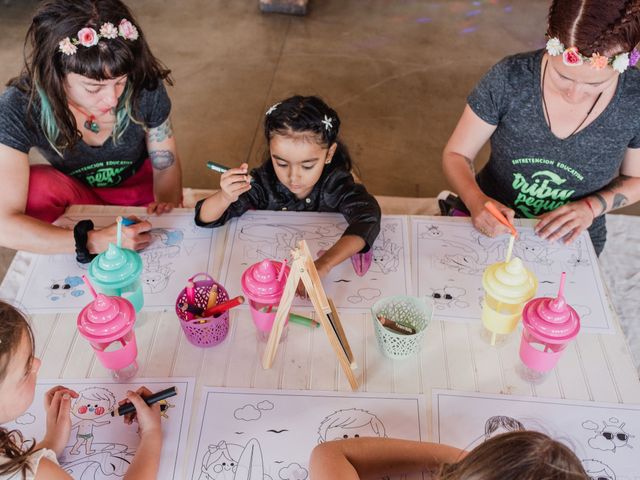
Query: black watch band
74 220 97 264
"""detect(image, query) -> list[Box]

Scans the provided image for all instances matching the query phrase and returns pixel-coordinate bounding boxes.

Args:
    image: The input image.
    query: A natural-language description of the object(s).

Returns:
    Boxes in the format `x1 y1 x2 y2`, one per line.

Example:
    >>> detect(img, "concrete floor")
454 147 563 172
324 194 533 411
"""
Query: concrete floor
0 0 638 278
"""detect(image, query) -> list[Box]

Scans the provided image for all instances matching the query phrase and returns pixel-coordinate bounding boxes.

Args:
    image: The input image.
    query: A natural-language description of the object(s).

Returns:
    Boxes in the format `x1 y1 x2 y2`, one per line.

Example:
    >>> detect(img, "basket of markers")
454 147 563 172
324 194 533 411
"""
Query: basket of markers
371 296 432 359
175 273 241 347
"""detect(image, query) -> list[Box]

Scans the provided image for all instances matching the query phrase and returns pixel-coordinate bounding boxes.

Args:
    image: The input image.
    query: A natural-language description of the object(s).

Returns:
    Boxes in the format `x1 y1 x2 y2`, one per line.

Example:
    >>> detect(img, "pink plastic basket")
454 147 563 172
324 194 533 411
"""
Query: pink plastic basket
175 273 230 347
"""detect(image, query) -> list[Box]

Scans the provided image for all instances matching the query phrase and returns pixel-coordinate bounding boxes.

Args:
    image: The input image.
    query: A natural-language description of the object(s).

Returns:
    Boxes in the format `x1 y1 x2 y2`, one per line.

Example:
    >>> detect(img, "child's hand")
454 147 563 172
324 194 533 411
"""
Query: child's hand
220 163 251 203
41 385 78 456
120 387 162 440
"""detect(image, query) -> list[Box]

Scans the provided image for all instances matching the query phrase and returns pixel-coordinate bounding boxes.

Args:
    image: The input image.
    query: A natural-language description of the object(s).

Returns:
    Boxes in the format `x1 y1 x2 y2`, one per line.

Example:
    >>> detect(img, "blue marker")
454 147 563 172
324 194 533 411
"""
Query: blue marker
121 217 137 226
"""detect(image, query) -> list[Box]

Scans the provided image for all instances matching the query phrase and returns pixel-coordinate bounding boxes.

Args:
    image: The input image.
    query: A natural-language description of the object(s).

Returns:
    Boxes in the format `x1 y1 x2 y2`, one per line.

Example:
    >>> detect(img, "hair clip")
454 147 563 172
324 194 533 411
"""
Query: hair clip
321 115 333 131
58 19 139 56
265 102 280 116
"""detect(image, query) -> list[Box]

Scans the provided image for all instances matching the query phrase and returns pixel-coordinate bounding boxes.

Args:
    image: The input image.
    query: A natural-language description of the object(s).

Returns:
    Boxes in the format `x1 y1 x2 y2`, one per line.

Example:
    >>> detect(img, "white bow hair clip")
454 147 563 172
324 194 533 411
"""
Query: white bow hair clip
265 102 280 116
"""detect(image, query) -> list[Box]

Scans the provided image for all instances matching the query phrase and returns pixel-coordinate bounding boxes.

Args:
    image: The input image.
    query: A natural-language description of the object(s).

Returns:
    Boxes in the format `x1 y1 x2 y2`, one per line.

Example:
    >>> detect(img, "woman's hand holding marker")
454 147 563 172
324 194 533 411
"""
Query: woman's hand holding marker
220 163 252 203
87 215 152 253
468 194 515 238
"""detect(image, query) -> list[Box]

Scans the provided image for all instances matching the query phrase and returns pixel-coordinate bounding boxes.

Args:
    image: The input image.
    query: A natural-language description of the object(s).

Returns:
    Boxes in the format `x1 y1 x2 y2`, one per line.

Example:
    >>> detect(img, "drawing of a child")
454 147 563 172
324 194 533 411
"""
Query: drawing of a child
69 387 116 455
199 440 244 480
317 408 386 443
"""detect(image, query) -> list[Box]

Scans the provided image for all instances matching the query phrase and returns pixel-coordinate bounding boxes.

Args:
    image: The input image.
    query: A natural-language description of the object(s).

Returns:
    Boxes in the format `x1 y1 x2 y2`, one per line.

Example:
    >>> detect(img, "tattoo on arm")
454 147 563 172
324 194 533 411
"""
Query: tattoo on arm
147 118 173 143
593 193 607 215
149 150 175 170
612 193 628 209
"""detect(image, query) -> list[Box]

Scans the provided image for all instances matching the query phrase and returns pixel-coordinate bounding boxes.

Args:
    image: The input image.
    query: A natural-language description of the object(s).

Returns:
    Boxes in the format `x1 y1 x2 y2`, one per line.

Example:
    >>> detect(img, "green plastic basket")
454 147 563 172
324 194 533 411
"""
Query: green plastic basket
371 296 432 359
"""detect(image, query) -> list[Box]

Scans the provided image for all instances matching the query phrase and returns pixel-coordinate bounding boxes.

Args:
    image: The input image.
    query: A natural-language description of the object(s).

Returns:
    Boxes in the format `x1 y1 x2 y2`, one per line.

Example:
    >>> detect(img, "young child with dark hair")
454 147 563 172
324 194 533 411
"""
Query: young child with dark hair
196 95 381 280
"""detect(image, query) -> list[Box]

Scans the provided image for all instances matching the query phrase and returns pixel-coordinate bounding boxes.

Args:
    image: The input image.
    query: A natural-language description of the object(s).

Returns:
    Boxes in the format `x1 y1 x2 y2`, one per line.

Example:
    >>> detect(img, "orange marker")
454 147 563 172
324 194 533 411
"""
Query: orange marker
484 201 518 237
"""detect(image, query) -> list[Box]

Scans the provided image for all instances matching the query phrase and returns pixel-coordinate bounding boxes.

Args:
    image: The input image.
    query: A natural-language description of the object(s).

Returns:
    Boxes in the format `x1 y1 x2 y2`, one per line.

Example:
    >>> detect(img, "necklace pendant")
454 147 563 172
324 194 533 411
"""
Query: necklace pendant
84 119 100 134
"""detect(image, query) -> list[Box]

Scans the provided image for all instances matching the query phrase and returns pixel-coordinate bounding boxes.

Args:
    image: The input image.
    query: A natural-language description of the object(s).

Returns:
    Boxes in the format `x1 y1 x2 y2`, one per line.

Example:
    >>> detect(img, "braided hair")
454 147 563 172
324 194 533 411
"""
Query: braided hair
263 95 353 172
548 0 640 57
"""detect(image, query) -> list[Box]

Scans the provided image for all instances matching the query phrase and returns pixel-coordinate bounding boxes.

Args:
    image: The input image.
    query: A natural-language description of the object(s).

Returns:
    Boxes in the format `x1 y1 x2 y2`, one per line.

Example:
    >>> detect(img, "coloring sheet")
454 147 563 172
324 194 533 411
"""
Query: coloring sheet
6 378 195 480
188 387 427 480
433 390 640 480
14 211 218 313
219 211 412 311
412 217 614 334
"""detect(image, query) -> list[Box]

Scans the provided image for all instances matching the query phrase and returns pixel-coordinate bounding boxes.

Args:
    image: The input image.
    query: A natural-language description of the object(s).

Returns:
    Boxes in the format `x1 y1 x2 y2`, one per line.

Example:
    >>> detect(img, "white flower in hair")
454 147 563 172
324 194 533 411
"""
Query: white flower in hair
265 102 280 116
546 37 564 56
100 22 118 39
612 52 630 73
58 37 77 56
321 115 333 131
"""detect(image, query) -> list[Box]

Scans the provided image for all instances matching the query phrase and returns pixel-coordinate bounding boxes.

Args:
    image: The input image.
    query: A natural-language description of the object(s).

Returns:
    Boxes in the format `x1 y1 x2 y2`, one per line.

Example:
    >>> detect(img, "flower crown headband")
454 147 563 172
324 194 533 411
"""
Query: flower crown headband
546 37 640 73
58 19 139 56
265 102 335 132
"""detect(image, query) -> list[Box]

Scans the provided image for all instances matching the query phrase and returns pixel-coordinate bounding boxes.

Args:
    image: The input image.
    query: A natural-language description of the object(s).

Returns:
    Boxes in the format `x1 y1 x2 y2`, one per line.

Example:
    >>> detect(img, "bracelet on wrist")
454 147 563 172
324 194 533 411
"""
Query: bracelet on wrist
74 220 97 264
583 198 599 220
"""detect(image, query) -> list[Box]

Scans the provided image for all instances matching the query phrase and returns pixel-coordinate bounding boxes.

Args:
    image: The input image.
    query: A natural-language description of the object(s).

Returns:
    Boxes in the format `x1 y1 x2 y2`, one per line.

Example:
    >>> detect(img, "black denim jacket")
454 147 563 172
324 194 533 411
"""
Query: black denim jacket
195 162 381 251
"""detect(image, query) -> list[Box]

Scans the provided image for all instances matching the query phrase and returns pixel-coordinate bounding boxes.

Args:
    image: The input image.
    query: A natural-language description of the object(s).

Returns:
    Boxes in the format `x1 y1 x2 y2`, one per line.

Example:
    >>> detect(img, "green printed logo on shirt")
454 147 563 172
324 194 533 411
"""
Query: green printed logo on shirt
510 158 585 218
69 160 133 187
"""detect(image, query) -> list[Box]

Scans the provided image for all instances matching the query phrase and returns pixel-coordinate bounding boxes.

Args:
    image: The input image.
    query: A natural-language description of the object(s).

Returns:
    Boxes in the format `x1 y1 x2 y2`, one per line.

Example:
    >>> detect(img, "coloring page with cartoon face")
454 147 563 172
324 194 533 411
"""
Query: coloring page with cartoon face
12 211 219 313
6 378 195 480
412 217 614 334
219 211 412 312
188 387 427 480
433 390 640 480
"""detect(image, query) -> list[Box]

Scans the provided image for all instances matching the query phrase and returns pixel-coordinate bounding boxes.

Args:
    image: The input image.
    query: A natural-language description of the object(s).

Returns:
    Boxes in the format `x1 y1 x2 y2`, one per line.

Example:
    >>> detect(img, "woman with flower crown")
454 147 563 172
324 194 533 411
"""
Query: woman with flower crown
441 0 640 255
0 0 182 259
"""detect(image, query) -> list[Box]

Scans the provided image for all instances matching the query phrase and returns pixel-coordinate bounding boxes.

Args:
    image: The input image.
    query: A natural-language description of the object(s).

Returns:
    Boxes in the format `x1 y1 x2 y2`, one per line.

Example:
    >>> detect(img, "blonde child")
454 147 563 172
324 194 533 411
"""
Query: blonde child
195 95 381 281
0 301 162 479
310 431 588 479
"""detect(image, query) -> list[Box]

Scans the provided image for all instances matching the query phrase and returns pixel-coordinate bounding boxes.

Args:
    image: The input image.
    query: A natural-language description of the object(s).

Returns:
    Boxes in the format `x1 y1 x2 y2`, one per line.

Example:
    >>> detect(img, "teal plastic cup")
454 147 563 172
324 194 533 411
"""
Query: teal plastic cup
88 243 144 312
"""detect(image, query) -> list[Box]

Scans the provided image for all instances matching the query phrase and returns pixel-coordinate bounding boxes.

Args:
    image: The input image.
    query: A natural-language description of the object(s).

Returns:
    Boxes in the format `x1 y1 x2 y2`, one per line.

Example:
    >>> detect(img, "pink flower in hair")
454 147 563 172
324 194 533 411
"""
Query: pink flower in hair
100 22 118 39
58 37 77 56
562 47 583 66
118 19 139 41
629 49 640 67
589 53 608 70
77 27 99 47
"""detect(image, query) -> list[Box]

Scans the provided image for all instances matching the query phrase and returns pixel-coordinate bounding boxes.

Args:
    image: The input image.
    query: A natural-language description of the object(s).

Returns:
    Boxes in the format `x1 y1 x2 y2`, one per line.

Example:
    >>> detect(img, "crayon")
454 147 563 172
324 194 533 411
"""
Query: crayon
111 386 177 417
377 315 416 335
202 295 245 317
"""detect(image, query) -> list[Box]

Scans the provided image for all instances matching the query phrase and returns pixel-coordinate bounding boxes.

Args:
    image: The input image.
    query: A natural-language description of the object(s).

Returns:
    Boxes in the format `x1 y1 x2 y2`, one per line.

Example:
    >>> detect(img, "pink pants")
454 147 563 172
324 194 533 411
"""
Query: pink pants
26 160 154 223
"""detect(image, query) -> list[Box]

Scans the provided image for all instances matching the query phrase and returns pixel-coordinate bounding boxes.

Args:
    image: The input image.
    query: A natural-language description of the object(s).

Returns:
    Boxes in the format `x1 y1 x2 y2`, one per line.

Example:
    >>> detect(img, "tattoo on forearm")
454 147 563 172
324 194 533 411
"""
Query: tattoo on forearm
150 150 175 170
147 118 173 143
593 193 607 215
612 193 628 209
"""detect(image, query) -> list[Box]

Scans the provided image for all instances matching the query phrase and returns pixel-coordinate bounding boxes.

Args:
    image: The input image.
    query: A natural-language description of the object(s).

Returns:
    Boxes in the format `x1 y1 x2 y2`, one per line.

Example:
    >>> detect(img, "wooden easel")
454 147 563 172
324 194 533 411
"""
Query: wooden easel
261 240 359 390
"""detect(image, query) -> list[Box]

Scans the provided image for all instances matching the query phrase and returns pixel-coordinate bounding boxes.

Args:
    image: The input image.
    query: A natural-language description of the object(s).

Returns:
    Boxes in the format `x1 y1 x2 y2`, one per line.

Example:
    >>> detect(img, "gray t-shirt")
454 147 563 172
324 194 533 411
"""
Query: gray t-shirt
0 82 171 187
468 49 640 254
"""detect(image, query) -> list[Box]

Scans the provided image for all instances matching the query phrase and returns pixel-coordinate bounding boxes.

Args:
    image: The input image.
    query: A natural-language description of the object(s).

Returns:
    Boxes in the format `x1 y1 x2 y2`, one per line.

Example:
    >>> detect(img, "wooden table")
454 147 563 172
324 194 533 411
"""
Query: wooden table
1 202 638 443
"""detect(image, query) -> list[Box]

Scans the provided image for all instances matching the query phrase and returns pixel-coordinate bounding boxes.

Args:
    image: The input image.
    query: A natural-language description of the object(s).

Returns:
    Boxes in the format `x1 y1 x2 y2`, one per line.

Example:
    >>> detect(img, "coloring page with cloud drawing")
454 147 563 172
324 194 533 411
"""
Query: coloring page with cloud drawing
188 387 427 480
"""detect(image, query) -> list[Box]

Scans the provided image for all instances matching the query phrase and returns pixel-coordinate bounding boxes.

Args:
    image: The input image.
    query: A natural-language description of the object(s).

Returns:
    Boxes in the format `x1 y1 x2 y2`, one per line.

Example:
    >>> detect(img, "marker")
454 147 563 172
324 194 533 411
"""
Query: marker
186 281 196 304
201 295 245 317
377 315 416 335
206 161 253 182
120 217 137 226
178 301 204 317
484 201 518 237
111 386 178 417
289 312 321 328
